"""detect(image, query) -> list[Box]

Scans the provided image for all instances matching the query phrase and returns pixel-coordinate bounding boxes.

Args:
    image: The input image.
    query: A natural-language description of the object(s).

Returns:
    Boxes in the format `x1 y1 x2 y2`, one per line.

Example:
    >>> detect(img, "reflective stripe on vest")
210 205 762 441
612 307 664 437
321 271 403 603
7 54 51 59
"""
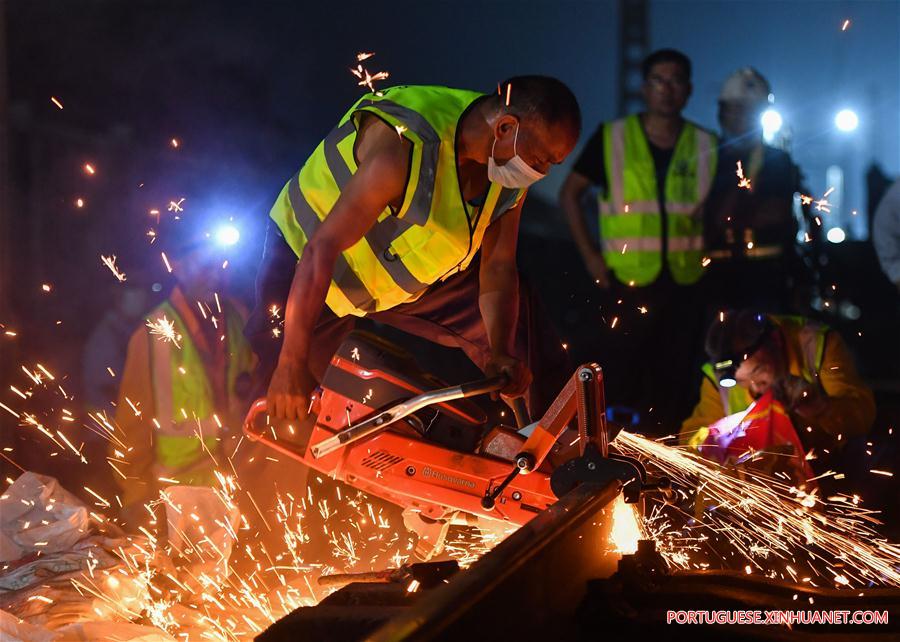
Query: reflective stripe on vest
598 114 716 286
270 85 524 317
701 316 829 415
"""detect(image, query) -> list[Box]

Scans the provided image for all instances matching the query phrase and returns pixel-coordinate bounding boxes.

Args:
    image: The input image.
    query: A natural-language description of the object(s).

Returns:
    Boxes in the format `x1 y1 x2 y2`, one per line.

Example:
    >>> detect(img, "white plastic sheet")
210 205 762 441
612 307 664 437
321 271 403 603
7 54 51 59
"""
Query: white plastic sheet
0 473 91 563
163 485 240 576
0 610 178 642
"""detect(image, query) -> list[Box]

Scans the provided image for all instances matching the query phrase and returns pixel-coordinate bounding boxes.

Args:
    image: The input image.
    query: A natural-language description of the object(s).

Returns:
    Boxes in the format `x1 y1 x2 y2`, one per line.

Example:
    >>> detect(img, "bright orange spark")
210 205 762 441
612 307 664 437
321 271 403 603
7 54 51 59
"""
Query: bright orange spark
146 315 181 348
50 96 64 109
84 163 96 175
736 160 752 190
101 255 127 282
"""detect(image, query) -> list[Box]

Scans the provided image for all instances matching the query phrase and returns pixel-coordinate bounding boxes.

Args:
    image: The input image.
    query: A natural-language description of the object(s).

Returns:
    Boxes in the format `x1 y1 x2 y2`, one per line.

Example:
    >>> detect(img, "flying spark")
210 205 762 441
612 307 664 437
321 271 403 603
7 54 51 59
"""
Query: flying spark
350 53 390 93
736 160 752 190
101 255 127 282
615 431 900 587
146 316 181 348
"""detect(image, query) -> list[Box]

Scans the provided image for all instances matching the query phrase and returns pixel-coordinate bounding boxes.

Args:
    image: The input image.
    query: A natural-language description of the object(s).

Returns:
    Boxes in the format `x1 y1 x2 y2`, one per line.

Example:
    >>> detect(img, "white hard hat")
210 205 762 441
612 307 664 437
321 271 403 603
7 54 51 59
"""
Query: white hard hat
719 67 771 104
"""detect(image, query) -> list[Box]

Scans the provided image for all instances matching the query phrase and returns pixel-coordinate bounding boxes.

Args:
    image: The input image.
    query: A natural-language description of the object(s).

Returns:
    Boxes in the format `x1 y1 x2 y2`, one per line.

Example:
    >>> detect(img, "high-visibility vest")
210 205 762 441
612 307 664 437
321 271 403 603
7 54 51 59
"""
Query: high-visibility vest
598 114 717 286
689 316 829 448
149 297 254 484
270 85 525 318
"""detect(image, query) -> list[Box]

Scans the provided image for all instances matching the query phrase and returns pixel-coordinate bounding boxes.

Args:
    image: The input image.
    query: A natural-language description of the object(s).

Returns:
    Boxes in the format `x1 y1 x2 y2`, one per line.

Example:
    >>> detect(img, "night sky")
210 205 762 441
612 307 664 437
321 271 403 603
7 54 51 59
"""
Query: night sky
10 1 898 206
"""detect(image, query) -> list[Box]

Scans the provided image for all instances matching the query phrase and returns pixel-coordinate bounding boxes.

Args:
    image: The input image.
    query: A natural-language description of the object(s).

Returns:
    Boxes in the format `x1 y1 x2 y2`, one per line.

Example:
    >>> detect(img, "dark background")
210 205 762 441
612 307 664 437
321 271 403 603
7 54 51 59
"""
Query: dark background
0 0 897 530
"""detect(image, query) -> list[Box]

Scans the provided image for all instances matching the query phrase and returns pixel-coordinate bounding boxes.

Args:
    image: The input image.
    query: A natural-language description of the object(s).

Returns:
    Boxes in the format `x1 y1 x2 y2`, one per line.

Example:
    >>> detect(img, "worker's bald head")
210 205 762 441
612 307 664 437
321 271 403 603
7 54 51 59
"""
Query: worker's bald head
483 76 581 178
491 76 581 143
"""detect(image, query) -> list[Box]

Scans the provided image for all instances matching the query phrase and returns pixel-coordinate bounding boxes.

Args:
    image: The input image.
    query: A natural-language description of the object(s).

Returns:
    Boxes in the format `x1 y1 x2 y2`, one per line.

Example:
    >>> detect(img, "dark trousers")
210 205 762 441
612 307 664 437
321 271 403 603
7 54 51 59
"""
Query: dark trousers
245 223 571 417
594 271 707 433
703 258 793 316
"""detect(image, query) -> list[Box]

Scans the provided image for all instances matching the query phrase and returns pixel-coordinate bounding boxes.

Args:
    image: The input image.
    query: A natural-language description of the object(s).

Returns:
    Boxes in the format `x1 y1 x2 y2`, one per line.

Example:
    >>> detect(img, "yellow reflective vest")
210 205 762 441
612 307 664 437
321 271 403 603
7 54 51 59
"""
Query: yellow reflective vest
599 114 717 286
114 288 254 503
269 85 525 317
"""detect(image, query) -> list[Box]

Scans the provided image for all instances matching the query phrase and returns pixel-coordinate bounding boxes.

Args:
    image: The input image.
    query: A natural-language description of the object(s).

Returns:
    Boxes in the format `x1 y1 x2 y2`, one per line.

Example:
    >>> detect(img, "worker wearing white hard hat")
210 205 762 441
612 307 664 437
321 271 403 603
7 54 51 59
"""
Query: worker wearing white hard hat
698 67 815 335
718 67 772 145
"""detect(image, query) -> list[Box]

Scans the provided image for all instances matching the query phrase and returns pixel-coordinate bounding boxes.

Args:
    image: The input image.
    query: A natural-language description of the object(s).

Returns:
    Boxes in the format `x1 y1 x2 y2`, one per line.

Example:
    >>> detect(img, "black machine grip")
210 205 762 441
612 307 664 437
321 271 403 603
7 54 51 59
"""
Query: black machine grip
459 374 509 397
459 374 531 429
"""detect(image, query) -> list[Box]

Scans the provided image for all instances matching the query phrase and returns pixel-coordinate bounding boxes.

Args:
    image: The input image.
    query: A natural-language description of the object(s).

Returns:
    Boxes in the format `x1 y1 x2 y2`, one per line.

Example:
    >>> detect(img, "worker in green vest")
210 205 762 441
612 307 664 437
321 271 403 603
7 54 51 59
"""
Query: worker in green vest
246 77 581 421
558 49 717 430
113 223 255 519
680 310 875 478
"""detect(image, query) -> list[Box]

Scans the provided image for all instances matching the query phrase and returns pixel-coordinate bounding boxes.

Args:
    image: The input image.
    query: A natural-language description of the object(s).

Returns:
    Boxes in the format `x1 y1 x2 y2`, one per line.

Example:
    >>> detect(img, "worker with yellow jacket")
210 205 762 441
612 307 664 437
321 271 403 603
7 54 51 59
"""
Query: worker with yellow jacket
245 77 582 423
680 310 875 478
113 225 255 518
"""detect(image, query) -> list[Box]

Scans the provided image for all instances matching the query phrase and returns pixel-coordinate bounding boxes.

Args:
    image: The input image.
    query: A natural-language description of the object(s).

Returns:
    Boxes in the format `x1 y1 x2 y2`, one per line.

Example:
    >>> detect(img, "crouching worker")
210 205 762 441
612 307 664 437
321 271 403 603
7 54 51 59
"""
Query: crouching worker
113 224 255 524
246 77 581 422
680 310 875 486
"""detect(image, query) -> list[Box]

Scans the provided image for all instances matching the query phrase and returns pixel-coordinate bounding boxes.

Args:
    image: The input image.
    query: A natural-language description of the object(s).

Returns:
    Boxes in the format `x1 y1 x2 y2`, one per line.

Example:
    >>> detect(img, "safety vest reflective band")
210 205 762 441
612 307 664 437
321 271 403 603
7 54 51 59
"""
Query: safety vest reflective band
270 85 524 318
598 114 717 286
149 296 253 484
701 316 829 416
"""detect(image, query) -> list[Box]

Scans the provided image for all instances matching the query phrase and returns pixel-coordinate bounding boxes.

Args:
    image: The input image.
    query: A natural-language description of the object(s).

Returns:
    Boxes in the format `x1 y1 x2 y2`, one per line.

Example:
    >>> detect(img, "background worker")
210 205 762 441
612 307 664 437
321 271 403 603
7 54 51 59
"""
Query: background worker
113 223 255 523
558 49 717 430
703 68 806 314
246 76 581 423
680 310 875 479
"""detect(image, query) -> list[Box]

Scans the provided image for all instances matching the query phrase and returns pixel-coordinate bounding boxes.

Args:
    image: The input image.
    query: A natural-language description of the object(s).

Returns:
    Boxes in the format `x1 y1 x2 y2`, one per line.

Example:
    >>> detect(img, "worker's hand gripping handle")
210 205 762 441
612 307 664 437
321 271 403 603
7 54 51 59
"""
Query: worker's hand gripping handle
242 398 269 440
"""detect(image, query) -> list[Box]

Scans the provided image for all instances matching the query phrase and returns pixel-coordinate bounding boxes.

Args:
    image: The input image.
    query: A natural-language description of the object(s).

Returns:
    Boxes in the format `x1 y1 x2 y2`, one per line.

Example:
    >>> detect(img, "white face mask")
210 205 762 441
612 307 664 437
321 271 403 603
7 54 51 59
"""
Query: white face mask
487 121 546 188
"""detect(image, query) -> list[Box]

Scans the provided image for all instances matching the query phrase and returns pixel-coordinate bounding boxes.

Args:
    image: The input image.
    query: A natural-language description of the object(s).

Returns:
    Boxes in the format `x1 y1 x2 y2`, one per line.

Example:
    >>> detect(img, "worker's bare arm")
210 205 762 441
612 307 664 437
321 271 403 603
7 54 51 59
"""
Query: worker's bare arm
559 171 609 287
479 198 531 396
269 118 411 419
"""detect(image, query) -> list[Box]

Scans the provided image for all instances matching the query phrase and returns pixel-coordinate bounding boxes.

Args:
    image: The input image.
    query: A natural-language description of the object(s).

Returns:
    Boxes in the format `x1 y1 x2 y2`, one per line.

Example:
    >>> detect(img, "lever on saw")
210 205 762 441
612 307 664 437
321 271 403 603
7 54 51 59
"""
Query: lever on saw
311 374 511 459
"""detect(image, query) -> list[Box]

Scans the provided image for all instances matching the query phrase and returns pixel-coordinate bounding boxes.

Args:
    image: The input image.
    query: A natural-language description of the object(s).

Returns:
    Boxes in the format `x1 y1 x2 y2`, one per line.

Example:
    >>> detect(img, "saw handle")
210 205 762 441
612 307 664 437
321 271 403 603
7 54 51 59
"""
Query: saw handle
243 398 269 440
243 375 513 443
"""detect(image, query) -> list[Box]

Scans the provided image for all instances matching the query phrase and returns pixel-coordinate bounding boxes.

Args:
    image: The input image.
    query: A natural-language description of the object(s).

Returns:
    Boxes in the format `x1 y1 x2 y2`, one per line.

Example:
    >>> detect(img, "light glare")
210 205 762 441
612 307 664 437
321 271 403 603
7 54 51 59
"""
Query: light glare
834 109 858 132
